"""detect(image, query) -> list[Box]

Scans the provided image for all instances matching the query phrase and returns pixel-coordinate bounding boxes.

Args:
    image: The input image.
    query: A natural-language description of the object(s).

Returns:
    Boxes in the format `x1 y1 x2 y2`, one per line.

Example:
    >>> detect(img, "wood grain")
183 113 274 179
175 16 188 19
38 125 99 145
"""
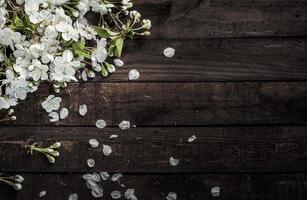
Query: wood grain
2 82 307 126
129 0 307 39
97 38 307 82
1 173 306 200
1 126 306 172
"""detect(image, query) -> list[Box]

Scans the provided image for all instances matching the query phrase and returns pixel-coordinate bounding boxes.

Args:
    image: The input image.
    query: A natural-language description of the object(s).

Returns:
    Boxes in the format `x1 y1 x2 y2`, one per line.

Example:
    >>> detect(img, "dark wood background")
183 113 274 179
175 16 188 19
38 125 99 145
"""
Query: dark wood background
1 0 307 199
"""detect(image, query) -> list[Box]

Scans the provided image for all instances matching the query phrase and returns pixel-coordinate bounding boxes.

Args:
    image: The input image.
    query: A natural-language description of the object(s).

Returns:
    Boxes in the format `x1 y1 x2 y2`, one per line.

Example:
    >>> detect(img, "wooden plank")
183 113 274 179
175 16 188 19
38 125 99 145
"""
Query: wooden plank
0 126 307 172
127 0 307 39
100 38 307 82
1 173 306 200
1 82 307 126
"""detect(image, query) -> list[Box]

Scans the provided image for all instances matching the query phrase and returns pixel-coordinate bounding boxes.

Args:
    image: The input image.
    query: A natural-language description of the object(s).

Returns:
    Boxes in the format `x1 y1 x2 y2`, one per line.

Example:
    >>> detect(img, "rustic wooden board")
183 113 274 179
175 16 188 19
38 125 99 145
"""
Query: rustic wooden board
129 0 307 39
1 173 306 200
2 82 307 126
100 38 307 82
1 126 306 172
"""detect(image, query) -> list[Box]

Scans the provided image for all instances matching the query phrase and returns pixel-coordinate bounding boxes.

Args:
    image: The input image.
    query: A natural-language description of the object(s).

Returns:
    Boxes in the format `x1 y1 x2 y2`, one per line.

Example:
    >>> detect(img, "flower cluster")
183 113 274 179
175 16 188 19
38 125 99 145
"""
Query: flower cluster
26 141 61 163
0 0 151 111
0 174 24 190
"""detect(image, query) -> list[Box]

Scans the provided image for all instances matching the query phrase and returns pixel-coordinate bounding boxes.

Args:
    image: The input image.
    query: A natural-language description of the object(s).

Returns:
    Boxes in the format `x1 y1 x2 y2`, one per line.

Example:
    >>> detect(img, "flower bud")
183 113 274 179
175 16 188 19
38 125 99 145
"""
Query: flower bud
13 183 22 191
72 10 79 17
142 19 151 29
142 31 151 36
130 11 141 21
46 154 55 163
50 142 61 149
10 116 17 121
14 175 24 183
50 150 60 157
7 108 14 116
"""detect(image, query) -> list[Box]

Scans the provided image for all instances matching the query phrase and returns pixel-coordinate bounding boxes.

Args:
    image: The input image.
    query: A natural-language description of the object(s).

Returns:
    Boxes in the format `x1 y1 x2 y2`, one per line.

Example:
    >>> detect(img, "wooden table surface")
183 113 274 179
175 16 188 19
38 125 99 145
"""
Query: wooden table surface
1 0 307 199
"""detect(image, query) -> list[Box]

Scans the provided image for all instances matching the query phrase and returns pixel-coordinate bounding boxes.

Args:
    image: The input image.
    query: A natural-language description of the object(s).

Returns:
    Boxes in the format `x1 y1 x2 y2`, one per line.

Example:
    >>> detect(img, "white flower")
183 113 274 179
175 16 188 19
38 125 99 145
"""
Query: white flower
51 50 80 82
42 95 62 113
28 59 49 81
3 70 29 100
111 191 121 199
68 193 78 200
128 69 140 80
48 111 59 122
44 25 58 39
55 21 79 41
91 38 107 64
29 43 45 58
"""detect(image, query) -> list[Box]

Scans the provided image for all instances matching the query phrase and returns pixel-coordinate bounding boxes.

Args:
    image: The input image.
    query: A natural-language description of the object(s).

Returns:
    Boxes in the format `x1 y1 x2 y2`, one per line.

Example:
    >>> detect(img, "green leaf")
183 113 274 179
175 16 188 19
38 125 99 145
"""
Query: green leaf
114 37 124 58
94 26 120 38
9 13 24 30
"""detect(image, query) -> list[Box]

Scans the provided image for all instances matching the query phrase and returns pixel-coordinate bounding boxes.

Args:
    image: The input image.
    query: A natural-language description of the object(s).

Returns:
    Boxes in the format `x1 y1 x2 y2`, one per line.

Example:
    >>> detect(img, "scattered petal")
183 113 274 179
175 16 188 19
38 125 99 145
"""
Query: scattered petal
39 191 47 198
103 144 112 156
128 69 140 81
96 119 107 129
86 180 98 189
92 173 101 182
114 59 124 67
125 189 137 200
89 139 99 148
188 135 197 143
119 120 130 130
211 186 221 197
169 157 179 167
79 104 88 116
68 193 78 200
166 192 177 200
91 187 103 198
83 174 94 181
100 172 110 181
48 112 59 123
163 47 175 58
111 173 123 182
60 108 69 119
109 134 119 139
111 190 122 199
87 159 95 168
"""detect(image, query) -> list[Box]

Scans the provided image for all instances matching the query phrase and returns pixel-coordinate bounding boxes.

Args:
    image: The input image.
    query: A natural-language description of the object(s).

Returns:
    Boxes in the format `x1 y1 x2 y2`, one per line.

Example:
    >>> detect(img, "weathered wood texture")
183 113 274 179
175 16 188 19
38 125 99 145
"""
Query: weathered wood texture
95 38 307 82
131 0 307 39
1 82 307 126
1 173 307 200
0 126 307 172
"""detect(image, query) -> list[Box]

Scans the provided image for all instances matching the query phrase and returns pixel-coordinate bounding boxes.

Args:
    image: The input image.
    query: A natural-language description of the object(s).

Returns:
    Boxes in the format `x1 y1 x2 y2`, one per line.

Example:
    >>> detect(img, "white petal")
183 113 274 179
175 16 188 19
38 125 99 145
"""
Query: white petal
211 186 221 197
68 193 78 200
119 120 130 130
91 187 103 198
163 47 175 58
188 135 197 143
102 144 112 156
60 108 69 119
48 112 59 123
96 119 106 129
39 191 47 198
111 191 121 199
79 104 88 116
114 59 124 67
100 172 110 181
87 159 95 168
128 69 140 81
111 173 122 182
166 192 177 200
169 157 179 167
89 139 99 148
63 50 73 62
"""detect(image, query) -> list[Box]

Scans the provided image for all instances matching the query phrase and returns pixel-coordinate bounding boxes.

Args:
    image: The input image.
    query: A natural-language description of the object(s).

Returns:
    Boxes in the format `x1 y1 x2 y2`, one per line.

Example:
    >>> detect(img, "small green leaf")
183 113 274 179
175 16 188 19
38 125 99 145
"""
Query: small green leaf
94 26 120 38
114 37 124 58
